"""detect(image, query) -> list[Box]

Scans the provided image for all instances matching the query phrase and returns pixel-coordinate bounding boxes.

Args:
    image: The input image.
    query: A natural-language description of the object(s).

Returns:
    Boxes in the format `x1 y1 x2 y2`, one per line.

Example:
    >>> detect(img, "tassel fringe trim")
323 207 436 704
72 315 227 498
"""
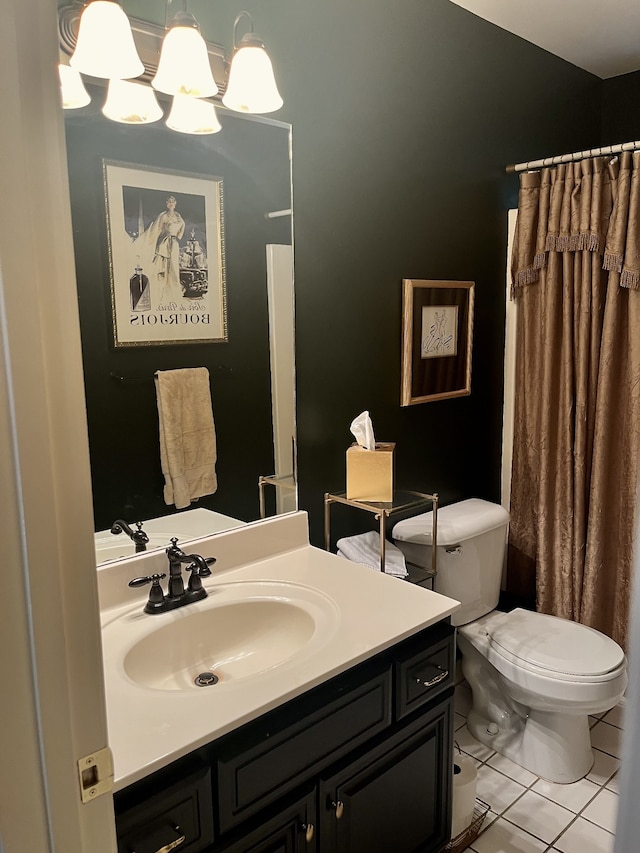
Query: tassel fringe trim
603 252 623 273
621 268 640 290
545 232 602 253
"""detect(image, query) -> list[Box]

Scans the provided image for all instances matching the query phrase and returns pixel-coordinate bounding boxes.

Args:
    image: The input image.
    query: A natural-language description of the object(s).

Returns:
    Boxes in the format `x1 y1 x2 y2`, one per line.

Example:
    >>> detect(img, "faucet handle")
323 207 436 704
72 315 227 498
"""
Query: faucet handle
128 573 167 613
128 572 167 587
198 556 217 578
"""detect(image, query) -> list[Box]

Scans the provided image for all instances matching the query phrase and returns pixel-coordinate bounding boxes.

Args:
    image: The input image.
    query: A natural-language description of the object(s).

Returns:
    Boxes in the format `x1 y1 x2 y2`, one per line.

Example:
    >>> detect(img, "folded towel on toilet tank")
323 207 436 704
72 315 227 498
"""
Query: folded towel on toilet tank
336 530 408 578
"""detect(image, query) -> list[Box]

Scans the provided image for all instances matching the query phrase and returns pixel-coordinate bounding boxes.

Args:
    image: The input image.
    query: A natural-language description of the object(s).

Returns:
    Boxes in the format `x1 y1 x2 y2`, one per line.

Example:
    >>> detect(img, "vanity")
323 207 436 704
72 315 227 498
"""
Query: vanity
97 512 459 853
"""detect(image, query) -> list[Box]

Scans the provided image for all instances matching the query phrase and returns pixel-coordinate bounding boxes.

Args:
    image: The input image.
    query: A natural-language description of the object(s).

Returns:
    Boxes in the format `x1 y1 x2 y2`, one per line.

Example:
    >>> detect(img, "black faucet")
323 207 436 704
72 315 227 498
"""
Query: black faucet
111 519 149 553
128 538 216 614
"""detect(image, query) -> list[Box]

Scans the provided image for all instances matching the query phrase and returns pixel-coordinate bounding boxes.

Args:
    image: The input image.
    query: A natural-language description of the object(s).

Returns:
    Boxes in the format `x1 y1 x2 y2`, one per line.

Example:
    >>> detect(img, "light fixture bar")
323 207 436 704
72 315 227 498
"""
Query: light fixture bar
58 4 227 94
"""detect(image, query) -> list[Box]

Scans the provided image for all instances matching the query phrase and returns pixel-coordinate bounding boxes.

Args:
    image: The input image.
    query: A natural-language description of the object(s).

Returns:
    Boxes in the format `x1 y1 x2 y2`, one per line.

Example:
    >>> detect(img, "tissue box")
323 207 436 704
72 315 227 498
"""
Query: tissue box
346 442 395 502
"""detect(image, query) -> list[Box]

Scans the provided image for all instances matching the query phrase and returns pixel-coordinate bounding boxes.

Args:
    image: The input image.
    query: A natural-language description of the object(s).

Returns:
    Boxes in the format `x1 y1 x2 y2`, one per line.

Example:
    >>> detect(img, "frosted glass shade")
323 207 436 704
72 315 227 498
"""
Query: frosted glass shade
152 26 218 97
70 1 144 80
102 80 163 124
166 95 222 135
58 65 91 109
222 44 283 114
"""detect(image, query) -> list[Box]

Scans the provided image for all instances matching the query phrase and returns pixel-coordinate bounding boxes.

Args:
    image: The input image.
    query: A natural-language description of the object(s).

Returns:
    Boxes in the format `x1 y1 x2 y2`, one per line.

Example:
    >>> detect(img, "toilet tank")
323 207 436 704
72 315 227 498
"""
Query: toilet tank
392 498 510 627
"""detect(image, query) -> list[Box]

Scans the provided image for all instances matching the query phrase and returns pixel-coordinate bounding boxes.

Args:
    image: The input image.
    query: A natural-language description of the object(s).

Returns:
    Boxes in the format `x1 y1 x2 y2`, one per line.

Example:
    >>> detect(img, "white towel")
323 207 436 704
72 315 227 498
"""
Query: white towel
155 367 217 509
336 531 408 578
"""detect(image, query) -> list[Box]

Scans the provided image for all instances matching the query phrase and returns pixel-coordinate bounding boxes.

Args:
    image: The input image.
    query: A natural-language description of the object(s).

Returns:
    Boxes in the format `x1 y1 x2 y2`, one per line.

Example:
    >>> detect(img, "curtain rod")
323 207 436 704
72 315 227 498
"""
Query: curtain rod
505 139 640 174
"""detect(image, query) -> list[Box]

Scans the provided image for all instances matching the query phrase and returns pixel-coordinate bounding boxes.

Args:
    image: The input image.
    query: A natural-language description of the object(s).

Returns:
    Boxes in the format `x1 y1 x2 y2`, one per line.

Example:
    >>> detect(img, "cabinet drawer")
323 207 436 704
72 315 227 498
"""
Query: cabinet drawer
216 662 392 833
116 764 214 853
395 625 455 720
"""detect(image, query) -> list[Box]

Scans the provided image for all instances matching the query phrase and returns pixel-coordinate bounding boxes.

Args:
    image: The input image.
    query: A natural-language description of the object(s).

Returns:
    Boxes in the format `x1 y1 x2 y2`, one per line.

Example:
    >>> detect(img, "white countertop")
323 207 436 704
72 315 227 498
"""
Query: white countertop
98 512 459 790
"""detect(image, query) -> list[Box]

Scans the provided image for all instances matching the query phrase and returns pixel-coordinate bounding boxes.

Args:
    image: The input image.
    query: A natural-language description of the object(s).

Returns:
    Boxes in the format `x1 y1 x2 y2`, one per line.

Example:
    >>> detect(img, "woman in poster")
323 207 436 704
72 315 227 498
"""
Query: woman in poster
150 195 186 304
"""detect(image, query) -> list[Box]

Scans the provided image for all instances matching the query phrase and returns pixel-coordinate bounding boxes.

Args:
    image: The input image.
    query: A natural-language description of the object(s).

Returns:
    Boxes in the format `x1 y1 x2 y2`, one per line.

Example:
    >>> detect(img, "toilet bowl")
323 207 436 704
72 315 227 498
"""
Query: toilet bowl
392 499 628 783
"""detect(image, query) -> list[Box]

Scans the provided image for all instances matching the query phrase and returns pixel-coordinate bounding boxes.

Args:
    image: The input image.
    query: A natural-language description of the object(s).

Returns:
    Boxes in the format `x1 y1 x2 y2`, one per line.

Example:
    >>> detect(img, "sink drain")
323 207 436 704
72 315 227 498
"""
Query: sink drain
194 672 219 687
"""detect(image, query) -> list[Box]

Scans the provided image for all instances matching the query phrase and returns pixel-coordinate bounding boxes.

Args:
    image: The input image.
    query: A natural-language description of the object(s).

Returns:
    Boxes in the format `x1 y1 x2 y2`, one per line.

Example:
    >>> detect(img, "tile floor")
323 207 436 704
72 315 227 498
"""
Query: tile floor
453 681 623 853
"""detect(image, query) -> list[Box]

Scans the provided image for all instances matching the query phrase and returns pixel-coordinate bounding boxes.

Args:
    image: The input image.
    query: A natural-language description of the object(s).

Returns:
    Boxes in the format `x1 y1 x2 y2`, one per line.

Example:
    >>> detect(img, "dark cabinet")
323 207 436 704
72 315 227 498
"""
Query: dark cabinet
115 762 214 853
320 700 452 853
215 789 316 853
114 621 455 853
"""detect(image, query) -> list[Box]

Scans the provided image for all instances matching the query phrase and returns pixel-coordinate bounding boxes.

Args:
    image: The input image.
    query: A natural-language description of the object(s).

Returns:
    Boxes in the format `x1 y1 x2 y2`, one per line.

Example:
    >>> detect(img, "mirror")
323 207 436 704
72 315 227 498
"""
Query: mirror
63 97 296 565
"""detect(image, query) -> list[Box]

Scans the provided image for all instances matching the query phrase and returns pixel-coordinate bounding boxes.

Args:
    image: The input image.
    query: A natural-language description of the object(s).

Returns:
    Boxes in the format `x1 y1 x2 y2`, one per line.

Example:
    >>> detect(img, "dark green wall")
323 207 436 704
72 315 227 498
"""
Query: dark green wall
67 0 603 543
602 70 640 143
245 0 602 544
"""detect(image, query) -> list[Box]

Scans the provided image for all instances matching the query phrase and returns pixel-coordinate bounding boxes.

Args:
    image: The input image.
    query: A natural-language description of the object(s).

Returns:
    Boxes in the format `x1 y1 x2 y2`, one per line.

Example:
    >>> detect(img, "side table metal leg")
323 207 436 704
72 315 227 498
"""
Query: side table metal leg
324 493 331 552
380 512 387 573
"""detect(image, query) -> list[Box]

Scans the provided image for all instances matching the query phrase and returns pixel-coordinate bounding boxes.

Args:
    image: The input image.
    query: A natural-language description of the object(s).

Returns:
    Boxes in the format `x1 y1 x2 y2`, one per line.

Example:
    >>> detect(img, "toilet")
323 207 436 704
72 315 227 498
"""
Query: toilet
392 498 627 783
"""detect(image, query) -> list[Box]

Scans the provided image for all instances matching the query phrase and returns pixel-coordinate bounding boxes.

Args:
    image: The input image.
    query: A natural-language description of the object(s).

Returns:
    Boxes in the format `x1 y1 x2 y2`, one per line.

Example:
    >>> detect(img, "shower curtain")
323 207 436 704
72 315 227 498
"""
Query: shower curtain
509 151 640 649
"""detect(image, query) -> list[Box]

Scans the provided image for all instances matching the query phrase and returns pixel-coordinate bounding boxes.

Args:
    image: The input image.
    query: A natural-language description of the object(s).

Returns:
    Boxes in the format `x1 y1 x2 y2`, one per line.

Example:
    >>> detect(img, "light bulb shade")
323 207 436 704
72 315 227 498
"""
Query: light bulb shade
102 80 163 124
166 95 222 134
58 64 91 109
152 25 218 97
222 43 283 114
70 1 144 80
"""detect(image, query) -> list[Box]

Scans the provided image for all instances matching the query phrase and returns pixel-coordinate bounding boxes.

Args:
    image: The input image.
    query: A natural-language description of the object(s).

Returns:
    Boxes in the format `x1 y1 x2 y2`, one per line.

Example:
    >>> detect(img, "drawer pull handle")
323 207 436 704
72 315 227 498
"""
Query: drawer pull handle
302 822 315 842
332 800 344 819
416 668 449 688
154 831 186 853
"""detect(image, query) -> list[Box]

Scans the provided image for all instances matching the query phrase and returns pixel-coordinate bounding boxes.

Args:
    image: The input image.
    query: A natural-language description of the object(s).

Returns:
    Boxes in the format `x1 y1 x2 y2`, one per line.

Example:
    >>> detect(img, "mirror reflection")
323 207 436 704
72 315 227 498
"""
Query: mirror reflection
63 99 296 565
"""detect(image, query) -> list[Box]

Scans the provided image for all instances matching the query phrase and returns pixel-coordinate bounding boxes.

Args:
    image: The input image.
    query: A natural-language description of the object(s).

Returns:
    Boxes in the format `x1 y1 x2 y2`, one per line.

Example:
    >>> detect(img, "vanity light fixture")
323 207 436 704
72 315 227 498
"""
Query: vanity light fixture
58 64 91 109
69 0 144 80
102 79 163 124
222 11 283 114
166 94 222 134
152 7 218 98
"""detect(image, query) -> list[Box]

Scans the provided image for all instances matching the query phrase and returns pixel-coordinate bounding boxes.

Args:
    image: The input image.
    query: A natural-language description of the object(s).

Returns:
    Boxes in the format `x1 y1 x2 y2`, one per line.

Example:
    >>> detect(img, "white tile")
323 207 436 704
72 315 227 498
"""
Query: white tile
501 790 574 843
604 771 619 794
552 816 615 853
532 776 600 813
454 712 467 731
581 788 619 834
586 748 620 785
602 704 625 730
455 684 473 717
487 752 538 787
455 724 496 762
470 817 547 852
476 764 527 815
590 721 623 758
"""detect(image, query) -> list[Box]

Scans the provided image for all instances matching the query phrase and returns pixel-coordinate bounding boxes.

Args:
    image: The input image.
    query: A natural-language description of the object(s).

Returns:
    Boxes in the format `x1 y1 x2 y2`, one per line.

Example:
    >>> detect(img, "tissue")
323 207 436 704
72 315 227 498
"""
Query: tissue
350 410 376 451
346 411 395 502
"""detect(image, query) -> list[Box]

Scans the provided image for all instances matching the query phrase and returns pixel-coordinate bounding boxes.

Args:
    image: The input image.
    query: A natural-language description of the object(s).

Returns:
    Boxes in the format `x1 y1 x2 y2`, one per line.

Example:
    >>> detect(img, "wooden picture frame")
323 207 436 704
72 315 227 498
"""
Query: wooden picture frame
103 159 227 347
401 279 474 405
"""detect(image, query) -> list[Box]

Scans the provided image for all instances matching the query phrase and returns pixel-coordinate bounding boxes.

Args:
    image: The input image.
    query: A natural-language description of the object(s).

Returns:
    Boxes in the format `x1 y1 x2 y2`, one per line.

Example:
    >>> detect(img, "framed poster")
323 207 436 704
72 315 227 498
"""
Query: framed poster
103 160 227 347
401 279 474 405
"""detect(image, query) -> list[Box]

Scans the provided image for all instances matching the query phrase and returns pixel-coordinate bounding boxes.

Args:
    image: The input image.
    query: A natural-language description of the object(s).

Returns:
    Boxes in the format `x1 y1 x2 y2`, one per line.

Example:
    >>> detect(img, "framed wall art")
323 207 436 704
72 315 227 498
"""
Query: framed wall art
401 279 474 405
103 160 227 347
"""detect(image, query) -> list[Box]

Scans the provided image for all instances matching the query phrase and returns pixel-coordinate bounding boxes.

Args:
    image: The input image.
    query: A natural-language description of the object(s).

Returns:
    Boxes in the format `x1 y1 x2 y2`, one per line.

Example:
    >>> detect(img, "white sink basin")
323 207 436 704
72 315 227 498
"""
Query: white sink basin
103 581 340 692
95 534 173 564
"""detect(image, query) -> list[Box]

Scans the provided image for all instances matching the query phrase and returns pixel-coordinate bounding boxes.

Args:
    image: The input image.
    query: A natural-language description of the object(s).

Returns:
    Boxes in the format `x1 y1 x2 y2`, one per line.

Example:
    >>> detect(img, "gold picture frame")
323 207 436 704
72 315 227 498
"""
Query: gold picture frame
401 279 474 406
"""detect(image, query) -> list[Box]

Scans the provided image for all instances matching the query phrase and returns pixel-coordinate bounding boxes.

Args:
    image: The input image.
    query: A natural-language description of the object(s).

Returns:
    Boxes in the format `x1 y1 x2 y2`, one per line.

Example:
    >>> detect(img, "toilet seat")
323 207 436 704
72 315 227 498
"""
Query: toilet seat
487 608 625 683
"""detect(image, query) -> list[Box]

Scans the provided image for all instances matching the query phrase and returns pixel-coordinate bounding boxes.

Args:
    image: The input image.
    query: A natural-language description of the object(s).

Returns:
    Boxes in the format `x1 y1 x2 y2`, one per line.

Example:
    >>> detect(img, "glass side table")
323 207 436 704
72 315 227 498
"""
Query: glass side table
258 473 297 518
323 489 439 583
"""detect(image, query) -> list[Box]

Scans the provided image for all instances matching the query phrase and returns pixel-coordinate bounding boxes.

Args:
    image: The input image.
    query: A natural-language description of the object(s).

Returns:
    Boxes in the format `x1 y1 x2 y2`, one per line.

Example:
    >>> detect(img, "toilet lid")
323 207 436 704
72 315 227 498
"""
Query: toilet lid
488 609 625 677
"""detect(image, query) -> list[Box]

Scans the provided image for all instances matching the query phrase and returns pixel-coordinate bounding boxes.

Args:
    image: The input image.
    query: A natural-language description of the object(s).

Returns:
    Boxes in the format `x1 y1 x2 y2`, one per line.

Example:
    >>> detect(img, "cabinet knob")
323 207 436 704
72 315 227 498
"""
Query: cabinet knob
331 800 344 820
416 667 449 688
301 822 315 843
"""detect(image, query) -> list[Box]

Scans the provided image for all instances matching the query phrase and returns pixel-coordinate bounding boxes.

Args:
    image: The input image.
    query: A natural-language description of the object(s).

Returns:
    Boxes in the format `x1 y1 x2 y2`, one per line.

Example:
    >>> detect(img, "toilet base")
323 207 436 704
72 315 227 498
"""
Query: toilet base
467 706 593 783
460 635 597 783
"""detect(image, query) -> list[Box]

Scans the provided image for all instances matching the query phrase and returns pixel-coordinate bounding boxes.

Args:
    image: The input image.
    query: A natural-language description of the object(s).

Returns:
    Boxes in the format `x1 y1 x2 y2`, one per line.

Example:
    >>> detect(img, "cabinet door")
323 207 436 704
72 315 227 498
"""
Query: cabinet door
215 789 317 853
320 699 452 853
